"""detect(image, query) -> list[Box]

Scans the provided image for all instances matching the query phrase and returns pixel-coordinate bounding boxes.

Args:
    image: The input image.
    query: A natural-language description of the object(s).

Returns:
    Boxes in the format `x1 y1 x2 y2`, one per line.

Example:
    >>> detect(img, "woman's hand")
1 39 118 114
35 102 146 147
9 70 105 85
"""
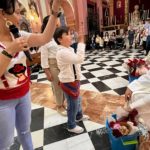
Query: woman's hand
47 73 53 82
125 87 133 101
6 37 29 55
44 68 53 82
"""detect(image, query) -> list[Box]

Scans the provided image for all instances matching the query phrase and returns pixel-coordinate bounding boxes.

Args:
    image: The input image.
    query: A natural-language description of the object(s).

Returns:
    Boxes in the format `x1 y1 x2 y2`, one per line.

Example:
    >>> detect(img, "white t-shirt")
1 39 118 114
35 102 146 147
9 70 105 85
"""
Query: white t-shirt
0 31 31 89
39 39 59 68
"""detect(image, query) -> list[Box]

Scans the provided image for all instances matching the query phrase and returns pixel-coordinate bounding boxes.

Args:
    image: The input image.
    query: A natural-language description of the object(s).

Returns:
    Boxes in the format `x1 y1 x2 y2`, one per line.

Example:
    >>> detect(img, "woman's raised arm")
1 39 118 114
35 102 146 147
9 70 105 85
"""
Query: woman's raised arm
28 0 61 47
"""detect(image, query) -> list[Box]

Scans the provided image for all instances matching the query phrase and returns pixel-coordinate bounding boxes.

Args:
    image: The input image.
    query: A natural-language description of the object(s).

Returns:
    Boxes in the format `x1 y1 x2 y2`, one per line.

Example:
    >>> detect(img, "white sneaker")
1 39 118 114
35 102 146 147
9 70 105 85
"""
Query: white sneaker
68 125 84 134
76 115 90 122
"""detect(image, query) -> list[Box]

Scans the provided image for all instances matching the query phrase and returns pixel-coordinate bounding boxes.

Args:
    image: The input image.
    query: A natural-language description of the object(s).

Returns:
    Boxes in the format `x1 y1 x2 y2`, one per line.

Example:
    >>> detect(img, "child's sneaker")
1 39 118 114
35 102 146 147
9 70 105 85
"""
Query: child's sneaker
76 115 90 122
68 125 84 134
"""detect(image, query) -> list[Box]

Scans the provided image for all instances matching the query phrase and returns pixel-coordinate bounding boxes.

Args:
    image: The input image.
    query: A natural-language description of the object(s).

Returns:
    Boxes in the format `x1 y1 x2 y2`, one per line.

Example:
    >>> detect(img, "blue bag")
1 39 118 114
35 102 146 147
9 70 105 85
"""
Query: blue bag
128 75 139 83
106 114 139 150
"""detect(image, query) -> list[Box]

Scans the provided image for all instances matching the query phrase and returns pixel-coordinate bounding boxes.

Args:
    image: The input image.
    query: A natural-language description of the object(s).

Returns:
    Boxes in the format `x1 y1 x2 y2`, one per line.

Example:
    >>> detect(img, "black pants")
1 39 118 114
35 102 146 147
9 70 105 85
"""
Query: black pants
146 35 150 55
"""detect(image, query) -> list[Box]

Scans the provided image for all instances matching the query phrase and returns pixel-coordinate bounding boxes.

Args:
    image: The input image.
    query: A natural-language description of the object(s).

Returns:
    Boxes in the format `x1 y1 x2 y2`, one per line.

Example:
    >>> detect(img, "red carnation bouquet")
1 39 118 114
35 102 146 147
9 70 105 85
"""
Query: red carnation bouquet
123 58 149 77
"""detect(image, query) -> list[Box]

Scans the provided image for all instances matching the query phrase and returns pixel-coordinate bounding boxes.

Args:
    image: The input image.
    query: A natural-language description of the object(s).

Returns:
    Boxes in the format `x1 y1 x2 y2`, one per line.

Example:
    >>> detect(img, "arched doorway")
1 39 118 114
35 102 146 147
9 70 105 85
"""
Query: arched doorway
47 0 75 28
61 0 75 28
18 0 41 32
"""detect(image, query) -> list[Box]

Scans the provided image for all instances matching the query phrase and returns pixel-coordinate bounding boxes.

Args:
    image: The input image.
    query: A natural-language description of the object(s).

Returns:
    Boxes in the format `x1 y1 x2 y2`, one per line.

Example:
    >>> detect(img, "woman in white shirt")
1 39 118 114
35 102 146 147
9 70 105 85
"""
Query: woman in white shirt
40 16 66 116
0 0 61 149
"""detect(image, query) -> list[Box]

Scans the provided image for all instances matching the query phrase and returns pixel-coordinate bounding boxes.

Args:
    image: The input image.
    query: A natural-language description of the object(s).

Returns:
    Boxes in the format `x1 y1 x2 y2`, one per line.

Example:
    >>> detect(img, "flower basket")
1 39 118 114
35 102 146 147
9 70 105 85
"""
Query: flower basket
106 114 139 150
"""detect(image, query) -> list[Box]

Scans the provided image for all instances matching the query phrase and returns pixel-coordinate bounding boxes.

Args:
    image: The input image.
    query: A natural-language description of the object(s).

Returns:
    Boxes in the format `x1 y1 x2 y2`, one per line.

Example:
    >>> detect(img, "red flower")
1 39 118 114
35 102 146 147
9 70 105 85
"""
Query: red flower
125 58 148 77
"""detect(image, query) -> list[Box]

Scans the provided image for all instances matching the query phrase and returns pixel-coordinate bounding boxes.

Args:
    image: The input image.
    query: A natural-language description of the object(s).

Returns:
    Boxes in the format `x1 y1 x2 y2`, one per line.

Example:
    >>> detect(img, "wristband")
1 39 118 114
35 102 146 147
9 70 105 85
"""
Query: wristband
1 50 13 59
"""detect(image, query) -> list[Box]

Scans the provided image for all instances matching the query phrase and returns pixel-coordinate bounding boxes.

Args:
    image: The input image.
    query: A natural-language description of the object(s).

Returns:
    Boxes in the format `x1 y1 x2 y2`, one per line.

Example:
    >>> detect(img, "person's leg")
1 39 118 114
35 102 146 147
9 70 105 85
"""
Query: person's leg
49 59 64 106
128 38 132 48
0 100 17 150
15 92 33 150
146 36 150 55
64 93 84 133
76 96 89 122
76 96 83 120
64 93 78 129
131 38 134 47
108 41 112 49
49 59 66 115
143 41 147 55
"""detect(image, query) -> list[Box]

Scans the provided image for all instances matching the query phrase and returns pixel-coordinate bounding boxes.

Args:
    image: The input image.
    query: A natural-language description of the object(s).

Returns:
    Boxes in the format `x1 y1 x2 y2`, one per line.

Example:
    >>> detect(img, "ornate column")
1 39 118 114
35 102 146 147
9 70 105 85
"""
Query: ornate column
125 0 129 24
109 0 114 25
73 0 87 35
96 0 103 31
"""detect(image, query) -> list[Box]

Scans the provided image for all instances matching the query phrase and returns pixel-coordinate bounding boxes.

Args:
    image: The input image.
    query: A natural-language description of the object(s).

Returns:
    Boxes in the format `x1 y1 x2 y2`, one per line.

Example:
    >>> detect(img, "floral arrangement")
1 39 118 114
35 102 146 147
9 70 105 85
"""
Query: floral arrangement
123 58 149 77
108 109 139 138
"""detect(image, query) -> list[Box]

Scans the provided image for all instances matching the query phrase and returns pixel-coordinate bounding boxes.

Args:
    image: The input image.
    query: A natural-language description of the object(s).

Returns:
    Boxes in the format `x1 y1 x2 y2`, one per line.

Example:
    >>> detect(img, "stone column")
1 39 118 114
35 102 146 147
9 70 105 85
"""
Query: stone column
96 0 103 31
73 0 87 35
109 0 114 25
125 0 129 24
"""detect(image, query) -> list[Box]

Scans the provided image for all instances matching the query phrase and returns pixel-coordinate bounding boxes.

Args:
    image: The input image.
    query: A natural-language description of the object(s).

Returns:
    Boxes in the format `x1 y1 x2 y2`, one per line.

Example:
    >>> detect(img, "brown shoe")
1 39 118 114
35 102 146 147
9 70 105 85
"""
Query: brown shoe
57 107 67 116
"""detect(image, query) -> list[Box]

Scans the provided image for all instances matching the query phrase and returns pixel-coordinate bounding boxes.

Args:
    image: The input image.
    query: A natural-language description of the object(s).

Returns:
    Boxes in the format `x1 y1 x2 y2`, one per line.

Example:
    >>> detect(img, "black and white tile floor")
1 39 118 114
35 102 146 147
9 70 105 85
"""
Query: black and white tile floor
11 104 111 150
31 48 144 95
11 48 144 150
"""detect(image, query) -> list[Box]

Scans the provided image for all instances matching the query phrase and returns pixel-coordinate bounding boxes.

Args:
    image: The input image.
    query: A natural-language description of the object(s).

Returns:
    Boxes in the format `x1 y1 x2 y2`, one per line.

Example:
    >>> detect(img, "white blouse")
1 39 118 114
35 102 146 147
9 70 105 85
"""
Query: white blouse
39 39 59 68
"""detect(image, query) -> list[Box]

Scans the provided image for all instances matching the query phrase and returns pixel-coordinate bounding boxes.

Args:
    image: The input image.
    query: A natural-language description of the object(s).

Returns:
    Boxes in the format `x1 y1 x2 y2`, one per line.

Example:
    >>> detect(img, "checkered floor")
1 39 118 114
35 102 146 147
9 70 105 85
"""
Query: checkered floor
31 48 144 95
11 48 144 150
11 104 111 150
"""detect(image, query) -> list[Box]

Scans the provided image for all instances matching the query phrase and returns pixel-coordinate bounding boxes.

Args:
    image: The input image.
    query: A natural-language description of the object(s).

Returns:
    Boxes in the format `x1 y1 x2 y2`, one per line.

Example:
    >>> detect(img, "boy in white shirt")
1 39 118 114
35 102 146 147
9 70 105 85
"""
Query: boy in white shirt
54 27 89 134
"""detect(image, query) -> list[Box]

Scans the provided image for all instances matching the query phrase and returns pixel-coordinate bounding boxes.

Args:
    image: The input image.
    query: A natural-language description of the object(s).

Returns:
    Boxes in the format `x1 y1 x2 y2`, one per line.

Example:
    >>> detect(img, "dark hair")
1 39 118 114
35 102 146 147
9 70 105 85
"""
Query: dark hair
41 15 50 33
53 26 69 45
0 0 16 15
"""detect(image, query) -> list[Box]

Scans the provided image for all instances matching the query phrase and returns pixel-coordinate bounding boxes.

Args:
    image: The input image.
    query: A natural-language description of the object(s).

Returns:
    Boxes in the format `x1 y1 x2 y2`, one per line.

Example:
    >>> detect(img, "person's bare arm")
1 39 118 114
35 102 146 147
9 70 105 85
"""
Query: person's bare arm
0 37 28 77
44 68 53 81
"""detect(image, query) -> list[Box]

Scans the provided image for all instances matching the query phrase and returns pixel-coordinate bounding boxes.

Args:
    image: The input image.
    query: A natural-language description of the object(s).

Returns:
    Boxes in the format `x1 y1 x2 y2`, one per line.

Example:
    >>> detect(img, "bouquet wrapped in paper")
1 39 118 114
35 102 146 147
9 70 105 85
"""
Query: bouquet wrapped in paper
123 58 149 77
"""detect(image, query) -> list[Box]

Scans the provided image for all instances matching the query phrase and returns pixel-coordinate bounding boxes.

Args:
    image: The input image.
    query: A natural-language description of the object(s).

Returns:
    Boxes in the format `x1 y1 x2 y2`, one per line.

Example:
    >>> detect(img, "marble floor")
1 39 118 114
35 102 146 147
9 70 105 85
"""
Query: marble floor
11 48 144 150
30 83 125 125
